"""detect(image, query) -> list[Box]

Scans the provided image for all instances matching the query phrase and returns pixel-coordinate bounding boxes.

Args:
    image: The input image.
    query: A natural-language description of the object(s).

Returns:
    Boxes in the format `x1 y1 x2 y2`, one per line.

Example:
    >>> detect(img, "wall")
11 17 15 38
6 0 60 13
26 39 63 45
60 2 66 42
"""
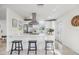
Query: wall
0 8 6 38
57 9 79 54
7 8 24 36
0 8 6 20
6 8 24 51
0 20 6 37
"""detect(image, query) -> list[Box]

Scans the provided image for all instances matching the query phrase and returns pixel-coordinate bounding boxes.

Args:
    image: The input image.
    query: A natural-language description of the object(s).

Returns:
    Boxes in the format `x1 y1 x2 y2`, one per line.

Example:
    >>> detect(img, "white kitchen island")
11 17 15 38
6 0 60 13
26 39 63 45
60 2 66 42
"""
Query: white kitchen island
7 34 55 52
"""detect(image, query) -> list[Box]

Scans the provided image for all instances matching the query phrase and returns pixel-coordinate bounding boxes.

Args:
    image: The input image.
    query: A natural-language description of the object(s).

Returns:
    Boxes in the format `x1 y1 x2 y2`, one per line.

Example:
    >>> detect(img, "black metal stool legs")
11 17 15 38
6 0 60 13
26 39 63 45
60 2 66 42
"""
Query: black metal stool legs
21 42 23 50
10 42 14 54
35 42 37 54
10 40 23 55
27 40 37 55
27 42 30 55
15 43 17 50
18 43 20 55
45 40 54 55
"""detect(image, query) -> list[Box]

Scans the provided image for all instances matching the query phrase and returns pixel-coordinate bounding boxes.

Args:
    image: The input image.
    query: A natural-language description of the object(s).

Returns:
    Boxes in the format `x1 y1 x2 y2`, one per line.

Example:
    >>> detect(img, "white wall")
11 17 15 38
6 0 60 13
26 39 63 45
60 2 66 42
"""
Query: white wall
57 9 79 54
0 20 6 37
6 8 24 51
7 8 23 36
0 8 6 20
0 8 6 37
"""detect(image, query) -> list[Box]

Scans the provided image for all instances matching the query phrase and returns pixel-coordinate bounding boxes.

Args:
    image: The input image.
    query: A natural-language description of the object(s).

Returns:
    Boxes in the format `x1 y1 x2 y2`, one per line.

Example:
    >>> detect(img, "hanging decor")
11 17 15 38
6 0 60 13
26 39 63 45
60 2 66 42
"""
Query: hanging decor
71 15 79 26
12 18 17 27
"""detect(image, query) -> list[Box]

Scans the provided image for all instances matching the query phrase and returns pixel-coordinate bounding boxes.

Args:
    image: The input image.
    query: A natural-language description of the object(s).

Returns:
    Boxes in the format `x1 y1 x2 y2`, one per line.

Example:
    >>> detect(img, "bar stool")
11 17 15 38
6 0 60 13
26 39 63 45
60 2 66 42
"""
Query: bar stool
45 40 54 54
27 40 37 55
10 40 23 55
1 35 7 40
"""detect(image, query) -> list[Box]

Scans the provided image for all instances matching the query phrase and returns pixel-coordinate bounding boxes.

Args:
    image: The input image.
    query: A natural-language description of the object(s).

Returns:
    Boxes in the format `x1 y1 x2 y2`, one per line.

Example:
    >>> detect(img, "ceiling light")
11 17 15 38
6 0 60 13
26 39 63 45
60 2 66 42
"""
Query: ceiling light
37 4 44 6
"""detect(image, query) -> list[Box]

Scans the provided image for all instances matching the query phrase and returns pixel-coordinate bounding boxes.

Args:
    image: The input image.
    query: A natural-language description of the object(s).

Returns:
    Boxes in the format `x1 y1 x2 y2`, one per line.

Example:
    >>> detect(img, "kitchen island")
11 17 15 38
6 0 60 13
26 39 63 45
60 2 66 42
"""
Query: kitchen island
7 34 55 51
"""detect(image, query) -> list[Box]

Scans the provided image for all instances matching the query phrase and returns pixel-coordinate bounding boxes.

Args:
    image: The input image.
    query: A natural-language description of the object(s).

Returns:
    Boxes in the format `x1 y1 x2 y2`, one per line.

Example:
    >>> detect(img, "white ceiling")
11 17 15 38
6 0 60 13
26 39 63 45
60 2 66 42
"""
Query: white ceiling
0 4 78 20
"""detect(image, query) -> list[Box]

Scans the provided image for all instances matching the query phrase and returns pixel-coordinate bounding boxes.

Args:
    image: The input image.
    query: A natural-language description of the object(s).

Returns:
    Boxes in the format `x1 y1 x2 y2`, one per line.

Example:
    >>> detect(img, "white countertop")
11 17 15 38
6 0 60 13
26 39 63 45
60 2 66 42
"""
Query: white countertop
7 33 54 37
7 33 55 41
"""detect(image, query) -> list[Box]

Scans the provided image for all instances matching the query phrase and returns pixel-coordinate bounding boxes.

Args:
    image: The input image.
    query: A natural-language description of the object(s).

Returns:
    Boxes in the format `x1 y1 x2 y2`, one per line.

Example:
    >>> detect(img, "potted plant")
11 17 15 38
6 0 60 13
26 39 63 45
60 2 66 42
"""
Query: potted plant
48 28 54 35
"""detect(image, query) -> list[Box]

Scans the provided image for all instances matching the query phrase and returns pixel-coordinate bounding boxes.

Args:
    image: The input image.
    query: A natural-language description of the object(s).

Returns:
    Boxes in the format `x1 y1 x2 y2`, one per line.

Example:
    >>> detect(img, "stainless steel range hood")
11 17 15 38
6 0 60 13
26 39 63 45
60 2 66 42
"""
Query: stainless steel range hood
29 13 39 25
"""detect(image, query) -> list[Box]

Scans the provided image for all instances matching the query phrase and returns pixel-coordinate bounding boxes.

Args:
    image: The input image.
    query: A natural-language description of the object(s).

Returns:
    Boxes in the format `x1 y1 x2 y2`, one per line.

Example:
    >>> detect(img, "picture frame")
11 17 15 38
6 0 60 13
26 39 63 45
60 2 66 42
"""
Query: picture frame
12 18 17 27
